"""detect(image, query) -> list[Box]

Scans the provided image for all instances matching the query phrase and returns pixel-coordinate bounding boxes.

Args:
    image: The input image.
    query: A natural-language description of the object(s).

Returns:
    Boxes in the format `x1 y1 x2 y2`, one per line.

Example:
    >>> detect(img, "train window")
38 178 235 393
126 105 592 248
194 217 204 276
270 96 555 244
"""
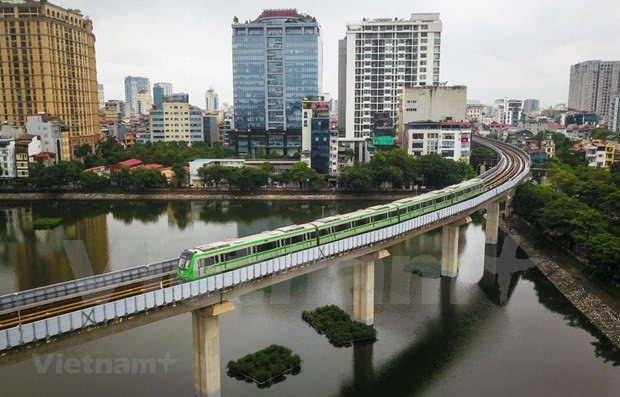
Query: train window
319 228 330 237
279 238 291 247
199 257 215 267
389 210 398 218
399 207 407 215
373 213 387 222
225 248 247 261
309 232 317 240
334 223 350 232
291 235 305 244
355 217 370 227
257 241 277 253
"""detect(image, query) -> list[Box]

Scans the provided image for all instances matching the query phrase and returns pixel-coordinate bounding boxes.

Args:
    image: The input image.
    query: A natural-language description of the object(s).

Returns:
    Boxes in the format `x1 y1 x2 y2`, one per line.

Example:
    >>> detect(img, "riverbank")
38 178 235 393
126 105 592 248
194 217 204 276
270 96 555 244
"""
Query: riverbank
500 217 620 348
0 190 414 201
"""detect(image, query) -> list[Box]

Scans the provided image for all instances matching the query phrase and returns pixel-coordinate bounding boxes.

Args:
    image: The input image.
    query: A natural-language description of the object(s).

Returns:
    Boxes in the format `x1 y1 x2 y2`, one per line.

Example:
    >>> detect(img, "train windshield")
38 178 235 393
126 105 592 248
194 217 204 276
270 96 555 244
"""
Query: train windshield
178 251 193 270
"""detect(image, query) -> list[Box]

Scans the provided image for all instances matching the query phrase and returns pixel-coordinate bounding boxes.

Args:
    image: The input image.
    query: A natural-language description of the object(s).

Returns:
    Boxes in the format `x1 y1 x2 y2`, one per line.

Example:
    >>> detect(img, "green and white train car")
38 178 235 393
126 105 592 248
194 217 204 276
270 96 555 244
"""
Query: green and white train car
178 178 485 281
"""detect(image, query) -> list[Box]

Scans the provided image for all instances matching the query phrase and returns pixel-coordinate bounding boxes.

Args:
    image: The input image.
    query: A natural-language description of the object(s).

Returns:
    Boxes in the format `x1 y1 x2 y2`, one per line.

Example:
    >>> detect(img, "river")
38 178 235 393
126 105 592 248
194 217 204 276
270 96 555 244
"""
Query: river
0 200 618 396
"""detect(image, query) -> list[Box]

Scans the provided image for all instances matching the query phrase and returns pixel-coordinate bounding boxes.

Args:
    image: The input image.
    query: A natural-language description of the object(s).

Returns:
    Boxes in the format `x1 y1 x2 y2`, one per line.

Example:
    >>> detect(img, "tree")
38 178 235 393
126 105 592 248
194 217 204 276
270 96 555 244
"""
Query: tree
227 167 269 190
470 147 496 171
36 165 64 189
79 172 109 190
172 164 186 187
585 233 620 283
287 162 324 190
197 164 233 188
338 163 374 191
60 161 83 188
260 162 274 175
129 168 166 189
416 153 469 188
74 143 92 159
110 167 132 187
368 149 417 188
344 147 355 162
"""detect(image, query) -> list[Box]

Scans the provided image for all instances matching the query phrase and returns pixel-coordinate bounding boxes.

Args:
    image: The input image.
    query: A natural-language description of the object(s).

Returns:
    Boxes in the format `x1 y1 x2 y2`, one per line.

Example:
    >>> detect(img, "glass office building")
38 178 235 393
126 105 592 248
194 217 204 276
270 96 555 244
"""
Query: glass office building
232 9 322 131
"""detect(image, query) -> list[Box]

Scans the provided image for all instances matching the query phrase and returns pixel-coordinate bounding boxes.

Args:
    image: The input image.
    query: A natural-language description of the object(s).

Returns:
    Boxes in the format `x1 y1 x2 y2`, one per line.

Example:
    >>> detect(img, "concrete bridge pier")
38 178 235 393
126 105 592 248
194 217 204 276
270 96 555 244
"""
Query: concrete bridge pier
193 301 235 397
485 201 501 245
353 249 389 325
441 217 472 277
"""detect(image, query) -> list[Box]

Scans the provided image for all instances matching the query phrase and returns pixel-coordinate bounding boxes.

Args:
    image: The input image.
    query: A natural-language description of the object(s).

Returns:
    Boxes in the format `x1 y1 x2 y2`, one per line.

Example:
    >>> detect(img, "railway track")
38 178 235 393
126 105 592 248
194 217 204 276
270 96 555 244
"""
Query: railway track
0 138 529 331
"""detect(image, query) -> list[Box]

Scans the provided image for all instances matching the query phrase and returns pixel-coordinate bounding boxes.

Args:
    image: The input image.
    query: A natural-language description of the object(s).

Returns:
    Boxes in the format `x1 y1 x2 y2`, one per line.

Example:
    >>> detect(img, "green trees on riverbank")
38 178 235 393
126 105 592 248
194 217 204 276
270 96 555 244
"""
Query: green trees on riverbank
338 150 476 191
514 175 620 287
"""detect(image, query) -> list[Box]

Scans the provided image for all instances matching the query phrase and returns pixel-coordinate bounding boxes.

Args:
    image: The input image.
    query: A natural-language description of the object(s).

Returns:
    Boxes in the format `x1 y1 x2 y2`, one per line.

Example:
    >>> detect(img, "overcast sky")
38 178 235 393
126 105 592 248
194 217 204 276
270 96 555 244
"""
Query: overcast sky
60 0 620 108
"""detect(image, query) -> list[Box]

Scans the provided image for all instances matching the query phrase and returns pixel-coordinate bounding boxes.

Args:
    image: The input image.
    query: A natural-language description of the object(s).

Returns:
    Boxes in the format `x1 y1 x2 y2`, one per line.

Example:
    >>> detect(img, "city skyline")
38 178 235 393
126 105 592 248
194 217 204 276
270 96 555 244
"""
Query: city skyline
53 0 620 109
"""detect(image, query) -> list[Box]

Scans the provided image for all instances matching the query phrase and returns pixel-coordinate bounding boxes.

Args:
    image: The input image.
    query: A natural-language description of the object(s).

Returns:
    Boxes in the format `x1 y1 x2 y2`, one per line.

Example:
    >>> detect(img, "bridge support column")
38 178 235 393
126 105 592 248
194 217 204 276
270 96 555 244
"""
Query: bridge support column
441 217 471 277
353 249 389 326
485 201 501 245
193 301 235 397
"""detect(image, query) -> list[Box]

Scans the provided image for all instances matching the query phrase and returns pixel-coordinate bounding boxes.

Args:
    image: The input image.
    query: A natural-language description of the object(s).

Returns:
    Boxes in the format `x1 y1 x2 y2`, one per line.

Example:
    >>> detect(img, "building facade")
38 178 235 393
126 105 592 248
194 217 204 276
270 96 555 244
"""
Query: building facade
0 139 15 179
97 84 105 109
149 94 204 143
0 1 101 160
523 99 540 114
397 86 466 133
569 61 620 116
153 82 173 110
609 94 620 132
402 120 471 162
135 91 153 115
26 113 62 160
301 97 336 175
228 129 301 157
232 9 322 131
343 13 442 139
124 76 150 117
205 88 219 111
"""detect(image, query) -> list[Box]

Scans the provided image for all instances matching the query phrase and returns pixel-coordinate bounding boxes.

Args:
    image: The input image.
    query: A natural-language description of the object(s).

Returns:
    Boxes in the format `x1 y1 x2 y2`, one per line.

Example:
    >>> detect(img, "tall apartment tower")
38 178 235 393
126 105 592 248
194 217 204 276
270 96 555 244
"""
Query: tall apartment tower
124 76 151 117
205 88 219 111
338 38 347 132
232 9 322 131
0 1 100 160
153 82 173 110
568 61 620 116
343 13 442 139
97 84 105 109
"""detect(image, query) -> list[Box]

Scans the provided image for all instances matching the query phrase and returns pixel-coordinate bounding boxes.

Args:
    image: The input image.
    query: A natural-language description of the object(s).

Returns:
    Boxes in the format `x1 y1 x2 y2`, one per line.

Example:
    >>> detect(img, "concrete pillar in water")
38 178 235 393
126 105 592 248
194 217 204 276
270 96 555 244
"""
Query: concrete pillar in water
441 217 471 278
353 249 389 325
193 301 235 397
485 200 501 245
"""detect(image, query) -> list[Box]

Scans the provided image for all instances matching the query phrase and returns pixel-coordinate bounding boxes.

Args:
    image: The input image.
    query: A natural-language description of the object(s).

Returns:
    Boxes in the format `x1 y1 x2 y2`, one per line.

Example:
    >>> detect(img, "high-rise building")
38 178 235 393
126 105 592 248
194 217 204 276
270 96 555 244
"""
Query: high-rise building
338 38 347 132
505 99 523 125
569 61 620 116
609 94 620 132
149 94 204 143
343 13 442 139
205 89 219 111
135 91 153 115
232 9 322 131
397 86 467 133
523 99 540 114
301 96 337 175
98 84 105 109
0 1 101 160
153 82 173 110
124 76 151 117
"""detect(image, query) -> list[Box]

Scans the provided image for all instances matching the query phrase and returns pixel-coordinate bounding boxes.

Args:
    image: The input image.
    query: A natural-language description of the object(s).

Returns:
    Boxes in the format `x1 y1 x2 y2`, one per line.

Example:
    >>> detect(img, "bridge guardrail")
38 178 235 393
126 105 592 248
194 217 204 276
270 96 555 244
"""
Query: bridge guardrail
0 145 530 351
0 259 178 312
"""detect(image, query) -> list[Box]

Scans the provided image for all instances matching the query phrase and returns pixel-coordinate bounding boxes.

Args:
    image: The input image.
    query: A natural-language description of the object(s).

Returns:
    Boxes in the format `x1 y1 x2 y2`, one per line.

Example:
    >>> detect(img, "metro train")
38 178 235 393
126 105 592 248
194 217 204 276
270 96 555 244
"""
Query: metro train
177 178 485 281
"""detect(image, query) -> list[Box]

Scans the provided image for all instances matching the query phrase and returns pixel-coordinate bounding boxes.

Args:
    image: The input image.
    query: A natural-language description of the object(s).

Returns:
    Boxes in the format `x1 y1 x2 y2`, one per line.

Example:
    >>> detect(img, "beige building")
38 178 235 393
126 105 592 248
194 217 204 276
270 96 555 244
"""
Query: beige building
397 86 467 134
135 91 153 115
0 1 100 160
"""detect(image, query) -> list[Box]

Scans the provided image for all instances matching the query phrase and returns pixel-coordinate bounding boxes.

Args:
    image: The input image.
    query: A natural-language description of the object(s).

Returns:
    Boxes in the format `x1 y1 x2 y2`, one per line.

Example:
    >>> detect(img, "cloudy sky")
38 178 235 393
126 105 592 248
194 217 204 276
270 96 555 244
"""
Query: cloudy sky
61 0 620 108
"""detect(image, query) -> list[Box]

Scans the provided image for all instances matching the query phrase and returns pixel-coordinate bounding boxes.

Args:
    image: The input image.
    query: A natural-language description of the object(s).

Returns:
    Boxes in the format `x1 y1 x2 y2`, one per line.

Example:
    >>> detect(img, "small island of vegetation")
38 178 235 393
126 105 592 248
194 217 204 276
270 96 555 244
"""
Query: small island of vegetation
302 305 377 346
226 344 301 386
32 217 63 230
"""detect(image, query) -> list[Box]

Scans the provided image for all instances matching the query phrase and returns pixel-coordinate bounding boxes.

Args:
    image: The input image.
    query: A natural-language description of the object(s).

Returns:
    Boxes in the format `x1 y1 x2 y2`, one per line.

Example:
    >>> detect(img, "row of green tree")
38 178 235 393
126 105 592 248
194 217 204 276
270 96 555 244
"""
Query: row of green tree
337 149 477 191
197 161 324 191
514 184 620 287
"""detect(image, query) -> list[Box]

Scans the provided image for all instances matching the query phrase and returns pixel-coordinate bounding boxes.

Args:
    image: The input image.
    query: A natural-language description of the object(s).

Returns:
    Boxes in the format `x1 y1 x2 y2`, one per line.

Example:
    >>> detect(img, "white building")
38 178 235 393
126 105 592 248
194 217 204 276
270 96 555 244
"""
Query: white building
135 91 153 116
26 113 63 160
149 95 204 143
343 13 442 139
609 94 620 132
398 86 467 133
466 104 485 122
154 82 173 97
495 98 523 125
97 84 105 109
205 89 219 111
0 139 16 179
402 121 471 162
569 61 620 116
